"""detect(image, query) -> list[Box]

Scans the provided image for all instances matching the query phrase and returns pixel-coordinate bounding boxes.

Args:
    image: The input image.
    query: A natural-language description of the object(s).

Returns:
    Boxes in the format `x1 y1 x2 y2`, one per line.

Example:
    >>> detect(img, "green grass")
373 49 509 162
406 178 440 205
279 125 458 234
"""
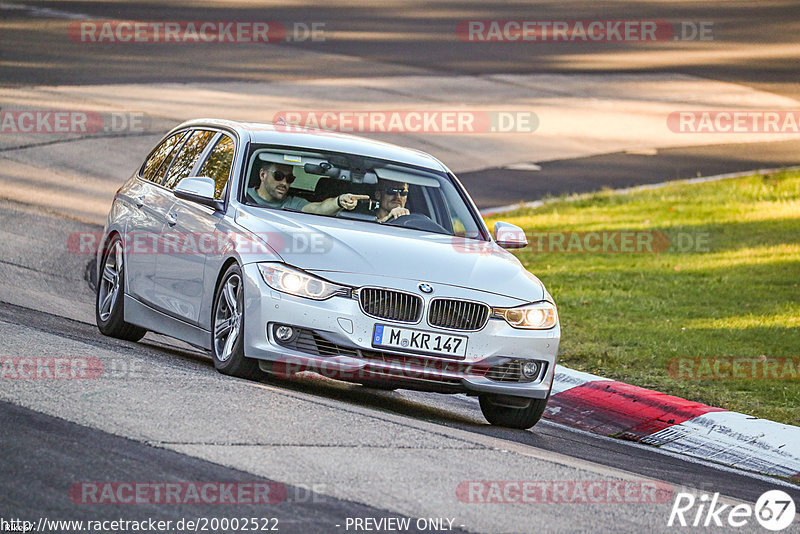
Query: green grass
485 170 800 426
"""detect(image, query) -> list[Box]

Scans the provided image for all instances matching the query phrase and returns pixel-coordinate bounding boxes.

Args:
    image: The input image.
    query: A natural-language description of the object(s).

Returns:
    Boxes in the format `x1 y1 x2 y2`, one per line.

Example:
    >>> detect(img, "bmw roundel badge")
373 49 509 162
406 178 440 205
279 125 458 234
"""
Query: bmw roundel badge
419 283 433 294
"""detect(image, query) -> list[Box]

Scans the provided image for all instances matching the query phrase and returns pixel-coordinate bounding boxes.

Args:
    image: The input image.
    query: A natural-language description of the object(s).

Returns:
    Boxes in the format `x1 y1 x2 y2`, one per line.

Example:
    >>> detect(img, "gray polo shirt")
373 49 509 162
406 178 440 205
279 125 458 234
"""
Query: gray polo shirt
247 187 309 211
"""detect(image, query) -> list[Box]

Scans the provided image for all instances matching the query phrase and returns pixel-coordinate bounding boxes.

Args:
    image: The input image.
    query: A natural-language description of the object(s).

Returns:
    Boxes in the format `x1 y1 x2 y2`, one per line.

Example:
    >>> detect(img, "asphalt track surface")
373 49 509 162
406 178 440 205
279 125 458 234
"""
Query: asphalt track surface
2 299 799 531
3 0 800 100
1 400 449 534
462 139 800 209
3 0 800 205
2 1 800 532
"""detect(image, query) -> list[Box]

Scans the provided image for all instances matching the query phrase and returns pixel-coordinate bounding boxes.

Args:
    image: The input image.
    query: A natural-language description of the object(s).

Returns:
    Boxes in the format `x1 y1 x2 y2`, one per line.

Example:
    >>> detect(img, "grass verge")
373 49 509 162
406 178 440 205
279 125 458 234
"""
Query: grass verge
485 170 800 426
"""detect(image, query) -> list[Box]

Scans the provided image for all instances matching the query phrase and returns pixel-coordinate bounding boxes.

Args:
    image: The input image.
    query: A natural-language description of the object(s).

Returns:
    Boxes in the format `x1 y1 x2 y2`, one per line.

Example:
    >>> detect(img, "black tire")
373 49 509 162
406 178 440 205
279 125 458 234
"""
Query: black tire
479 394 549 429
96 235 147 342
211 263 260 379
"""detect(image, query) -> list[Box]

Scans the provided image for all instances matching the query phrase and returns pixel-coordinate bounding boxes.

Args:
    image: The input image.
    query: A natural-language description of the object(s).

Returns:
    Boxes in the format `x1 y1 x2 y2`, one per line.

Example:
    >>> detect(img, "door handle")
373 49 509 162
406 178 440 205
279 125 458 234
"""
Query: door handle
166 212 177 227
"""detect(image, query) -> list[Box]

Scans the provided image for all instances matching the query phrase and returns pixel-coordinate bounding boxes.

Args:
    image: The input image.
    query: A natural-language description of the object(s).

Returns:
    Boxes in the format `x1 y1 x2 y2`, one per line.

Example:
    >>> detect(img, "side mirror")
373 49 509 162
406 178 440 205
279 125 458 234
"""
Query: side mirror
494 221 528 249
174 176 224 211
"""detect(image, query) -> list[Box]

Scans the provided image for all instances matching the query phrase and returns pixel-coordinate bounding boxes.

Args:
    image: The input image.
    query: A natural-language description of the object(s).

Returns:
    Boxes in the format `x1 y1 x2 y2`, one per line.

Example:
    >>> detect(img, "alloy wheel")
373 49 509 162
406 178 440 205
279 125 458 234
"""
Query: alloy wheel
214 273 242 362
98 240 123 322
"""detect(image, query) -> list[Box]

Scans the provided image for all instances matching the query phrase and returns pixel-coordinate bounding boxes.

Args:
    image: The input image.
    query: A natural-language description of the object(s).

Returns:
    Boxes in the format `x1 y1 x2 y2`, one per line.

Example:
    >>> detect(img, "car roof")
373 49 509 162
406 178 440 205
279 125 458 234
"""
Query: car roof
174 118 449 172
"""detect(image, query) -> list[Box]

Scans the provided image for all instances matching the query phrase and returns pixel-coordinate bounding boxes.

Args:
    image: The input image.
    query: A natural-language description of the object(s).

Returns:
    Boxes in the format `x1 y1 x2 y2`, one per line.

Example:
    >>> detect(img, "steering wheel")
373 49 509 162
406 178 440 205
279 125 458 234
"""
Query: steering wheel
384 213 449 234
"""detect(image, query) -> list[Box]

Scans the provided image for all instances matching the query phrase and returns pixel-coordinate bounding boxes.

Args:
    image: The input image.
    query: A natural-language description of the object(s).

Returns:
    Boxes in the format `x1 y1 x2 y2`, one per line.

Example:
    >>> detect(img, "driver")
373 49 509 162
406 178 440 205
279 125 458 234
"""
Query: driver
249 162 368 215
374 179 410 223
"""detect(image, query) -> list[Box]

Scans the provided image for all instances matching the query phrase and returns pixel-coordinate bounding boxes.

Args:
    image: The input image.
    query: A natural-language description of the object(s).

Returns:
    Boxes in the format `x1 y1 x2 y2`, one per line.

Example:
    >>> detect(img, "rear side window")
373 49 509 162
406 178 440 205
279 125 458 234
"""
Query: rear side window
198 134 235 200
141 131 187 183
162 130 216 190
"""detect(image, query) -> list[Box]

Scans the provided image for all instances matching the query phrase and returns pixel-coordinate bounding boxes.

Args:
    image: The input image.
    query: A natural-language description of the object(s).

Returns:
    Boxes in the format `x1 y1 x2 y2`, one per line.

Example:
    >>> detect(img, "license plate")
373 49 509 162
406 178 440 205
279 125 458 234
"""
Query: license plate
372 324 468 359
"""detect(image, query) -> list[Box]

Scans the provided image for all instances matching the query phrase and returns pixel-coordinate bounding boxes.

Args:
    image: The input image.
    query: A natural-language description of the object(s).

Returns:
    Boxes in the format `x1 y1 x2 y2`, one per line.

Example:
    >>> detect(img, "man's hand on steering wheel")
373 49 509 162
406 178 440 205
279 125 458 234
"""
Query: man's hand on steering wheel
378 206 410 223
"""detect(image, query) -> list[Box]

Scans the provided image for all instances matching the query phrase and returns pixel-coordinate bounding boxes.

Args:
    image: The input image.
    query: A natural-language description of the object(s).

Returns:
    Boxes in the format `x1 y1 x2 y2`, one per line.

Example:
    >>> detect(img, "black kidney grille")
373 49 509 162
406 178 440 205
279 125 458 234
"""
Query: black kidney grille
359 288 422 323
428 299 489 331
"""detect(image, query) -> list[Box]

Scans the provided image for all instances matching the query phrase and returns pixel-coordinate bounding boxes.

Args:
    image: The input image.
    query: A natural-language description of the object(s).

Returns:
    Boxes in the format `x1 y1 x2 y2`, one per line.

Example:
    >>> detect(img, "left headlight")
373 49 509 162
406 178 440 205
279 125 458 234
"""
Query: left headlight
257 263 350 300
492 301 558 329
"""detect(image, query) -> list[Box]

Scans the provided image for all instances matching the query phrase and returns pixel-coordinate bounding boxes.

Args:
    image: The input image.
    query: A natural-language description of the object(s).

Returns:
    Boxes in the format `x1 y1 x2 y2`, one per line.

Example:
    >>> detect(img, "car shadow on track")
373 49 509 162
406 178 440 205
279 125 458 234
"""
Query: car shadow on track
141 335 559 446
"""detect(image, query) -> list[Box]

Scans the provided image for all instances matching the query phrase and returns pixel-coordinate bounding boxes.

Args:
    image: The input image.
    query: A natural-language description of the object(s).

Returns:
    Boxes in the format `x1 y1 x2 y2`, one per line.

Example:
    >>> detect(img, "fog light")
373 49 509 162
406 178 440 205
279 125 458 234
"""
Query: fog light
521 361 540 379
275 325 295 342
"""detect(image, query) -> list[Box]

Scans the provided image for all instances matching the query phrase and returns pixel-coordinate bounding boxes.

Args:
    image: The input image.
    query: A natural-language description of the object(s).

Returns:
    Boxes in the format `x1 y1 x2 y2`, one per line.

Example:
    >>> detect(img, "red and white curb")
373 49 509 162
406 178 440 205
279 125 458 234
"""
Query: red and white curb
545 365 800 480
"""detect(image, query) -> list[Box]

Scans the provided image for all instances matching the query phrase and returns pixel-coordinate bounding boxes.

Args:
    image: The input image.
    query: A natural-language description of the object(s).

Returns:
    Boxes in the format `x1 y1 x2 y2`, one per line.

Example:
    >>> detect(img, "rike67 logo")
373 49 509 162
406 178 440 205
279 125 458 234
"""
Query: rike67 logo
668 490 795 531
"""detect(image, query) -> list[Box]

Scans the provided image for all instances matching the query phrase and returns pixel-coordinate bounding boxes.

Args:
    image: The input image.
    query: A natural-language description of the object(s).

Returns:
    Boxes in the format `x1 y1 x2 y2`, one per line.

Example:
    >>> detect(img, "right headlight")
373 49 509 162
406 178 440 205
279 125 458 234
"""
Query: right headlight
257 263 350 300
492 301 558 329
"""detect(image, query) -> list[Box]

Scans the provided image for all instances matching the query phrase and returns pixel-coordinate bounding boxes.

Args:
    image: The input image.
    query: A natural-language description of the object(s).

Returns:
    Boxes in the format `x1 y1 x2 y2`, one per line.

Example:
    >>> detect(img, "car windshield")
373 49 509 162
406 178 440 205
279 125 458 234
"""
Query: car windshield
242 147 485 239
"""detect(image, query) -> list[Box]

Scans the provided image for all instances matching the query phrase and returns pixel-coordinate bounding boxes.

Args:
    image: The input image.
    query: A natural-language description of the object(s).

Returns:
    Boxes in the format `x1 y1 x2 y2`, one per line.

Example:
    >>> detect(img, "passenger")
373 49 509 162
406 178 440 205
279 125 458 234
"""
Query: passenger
374 179 410 223
248 162 368 215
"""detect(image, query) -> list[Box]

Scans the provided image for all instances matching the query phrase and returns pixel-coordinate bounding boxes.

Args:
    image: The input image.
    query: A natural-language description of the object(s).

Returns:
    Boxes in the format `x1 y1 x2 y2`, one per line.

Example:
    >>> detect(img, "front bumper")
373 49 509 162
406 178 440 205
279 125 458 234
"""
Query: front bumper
240 264 559 399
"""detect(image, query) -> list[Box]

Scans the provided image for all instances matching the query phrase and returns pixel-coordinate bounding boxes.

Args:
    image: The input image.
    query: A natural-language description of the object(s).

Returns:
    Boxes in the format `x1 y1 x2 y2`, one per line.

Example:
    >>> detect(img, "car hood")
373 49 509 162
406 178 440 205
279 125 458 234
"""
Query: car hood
234 205 545 303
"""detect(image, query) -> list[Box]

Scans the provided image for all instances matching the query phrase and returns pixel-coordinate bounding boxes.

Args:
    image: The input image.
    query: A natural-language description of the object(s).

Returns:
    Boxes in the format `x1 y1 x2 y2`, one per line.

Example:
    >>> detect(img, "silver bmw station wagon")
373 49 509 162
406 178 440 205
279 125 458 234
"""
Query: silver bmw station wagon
96 119 560 428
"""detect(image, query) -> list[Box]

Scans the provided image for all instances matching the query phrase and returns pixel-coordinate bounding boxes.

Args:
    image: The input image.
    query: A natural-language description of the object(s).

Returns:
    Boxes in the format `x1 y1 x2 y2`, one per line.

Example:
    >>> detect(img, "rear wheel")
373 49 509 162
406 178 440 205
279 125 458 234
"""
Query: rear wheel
211 263 260 379
95 235 146 341
479 394 548 429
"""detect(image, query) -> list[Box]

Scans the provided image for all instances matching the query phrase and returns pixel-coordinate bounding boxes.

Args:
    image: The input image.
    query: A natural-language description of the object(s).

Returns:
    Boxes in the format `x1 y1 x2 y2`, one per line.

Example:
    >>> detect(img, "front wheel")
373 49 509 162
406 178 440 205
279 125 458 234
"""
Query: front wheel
479 394 548 429
211 263 260 379
96 235 146 341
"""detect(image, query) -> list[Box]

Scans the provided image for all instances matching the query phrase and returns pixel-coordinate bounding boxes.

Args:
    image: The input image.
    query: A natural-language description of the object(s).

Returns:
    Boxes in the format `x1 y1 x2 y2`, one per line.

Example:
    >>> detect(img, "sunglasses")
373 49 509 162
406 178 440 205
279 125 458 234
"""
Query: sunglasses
270 170 296 184
384 187 408 197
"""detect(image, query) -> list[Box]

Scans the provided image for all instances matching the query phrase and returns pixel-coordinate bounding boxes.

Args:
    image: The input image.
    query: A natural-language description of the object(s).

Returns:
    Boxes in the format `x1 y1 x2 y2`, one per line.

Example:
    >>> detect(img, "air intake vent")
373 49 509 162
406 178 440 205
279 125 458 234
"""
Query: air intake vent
428 298 489 331
359 288 422 323
486 360 523 382
485 359 544 383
